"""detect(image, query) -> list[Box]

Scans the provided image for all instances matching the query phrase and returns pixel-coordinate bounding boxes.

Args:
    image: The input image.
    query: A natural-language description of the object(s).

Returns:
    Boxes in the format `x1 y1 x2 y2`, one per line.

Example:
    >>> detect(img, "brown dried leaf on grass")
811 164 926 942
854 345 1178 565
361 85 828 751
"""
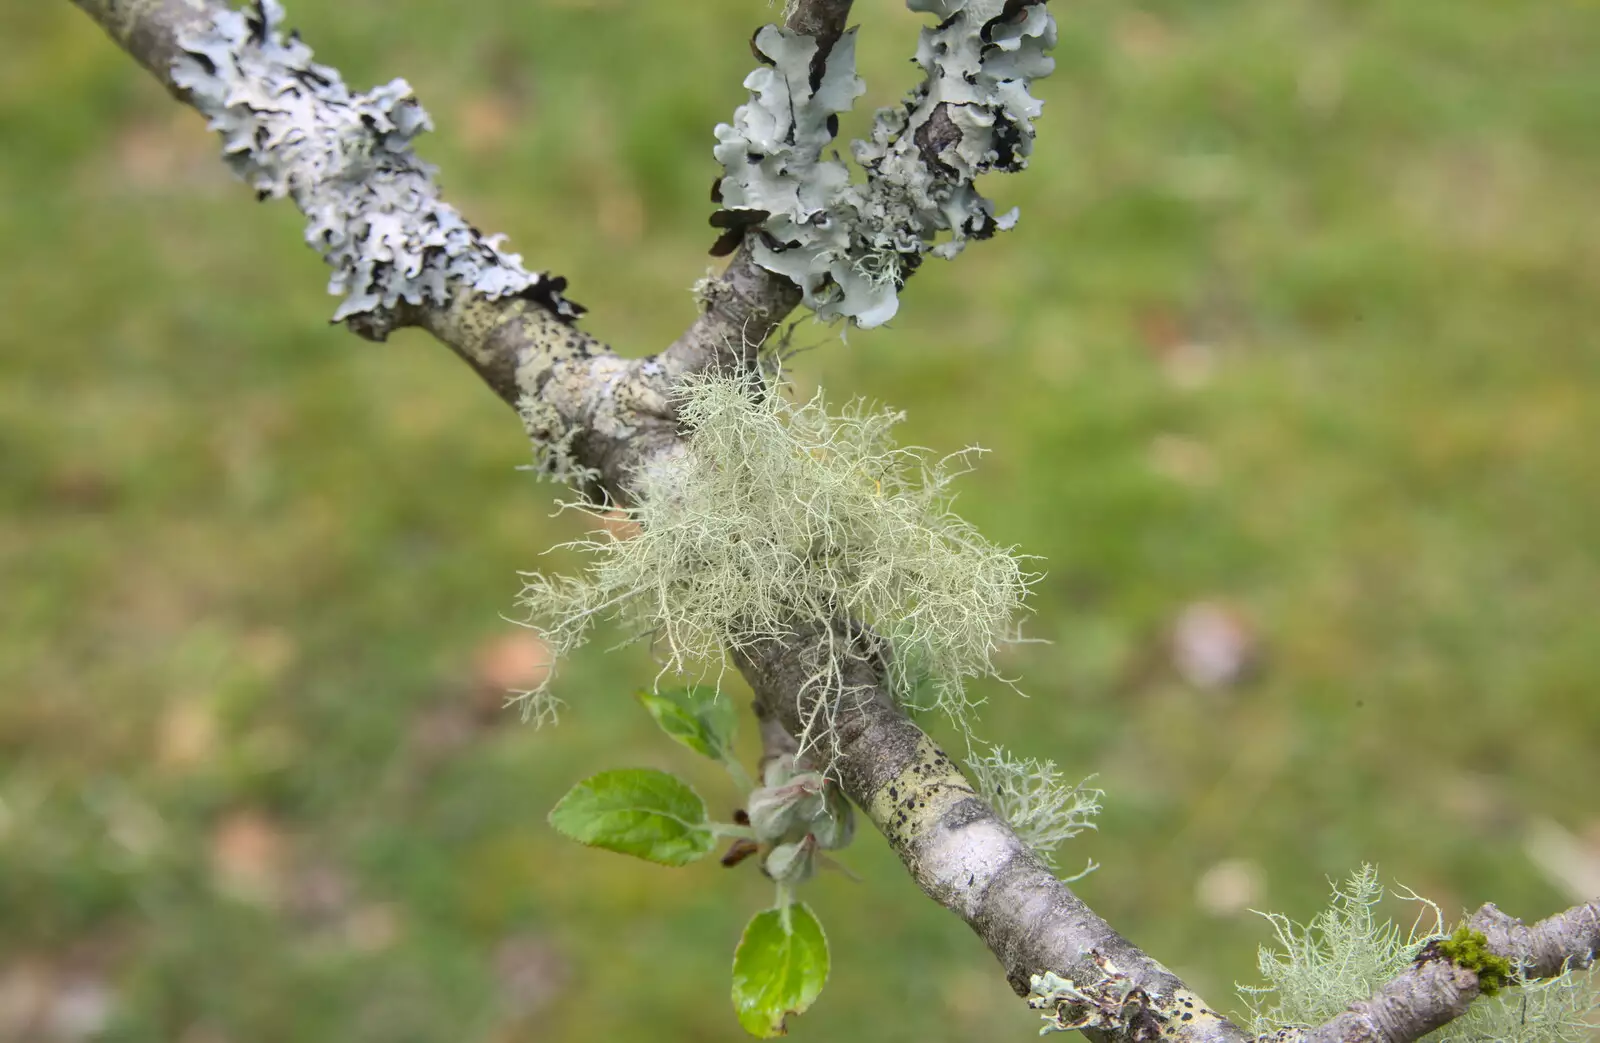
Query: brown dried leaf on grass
1170 600 1261 690
209 809 288 906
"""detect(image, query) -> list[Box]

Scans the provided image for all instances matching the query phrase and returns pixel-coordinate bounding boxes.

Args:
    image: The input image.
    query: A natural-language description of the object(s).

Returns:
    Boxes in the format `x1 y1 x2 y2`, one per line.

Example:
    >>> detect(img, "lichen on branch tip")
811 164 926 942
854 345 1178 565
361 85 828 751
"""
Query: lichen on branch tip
515 373 1033 759
1239 866 1600 1042
712 1 1057 329
170 0 581 335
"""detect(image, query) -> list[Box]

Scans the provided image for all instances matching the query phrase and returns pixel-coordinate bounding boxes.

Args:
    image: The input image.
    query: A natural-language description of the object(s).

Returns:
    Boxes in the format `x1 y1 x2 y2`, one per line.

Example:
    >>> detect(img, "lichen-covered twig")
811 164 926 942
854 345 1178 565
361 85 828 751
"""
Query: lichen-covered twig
734 617 1250 1043
71 0 690 492
167 0 581 336
1298 900 1599 1043
710 0 1057 328
661 0 858 375
65 6 1597 1043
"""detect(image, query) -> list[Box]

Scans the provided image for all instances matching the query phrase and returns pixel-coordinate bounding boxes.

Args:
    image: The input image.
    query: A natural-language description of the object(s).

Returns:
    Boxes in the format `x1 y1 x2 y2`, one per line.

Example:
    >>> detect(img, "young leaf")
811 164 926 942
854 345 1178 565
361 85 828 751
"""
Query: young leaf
731 903 829 1037
636 687 738 762
548 769 715 866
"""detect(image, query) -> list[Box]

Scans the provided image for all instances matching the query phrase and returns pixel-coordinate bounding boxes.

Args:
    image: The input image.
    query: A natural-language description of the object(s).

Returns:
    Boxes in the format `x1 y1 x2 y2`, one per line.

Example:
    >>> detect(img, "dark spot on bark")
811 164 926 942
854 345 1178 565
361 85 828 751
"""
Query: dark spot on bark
246 0 269 45
980 0 1039 45
708 207 773 258
710 208 771 230
513 275 586 323
914 103 964 178
807 31 841 94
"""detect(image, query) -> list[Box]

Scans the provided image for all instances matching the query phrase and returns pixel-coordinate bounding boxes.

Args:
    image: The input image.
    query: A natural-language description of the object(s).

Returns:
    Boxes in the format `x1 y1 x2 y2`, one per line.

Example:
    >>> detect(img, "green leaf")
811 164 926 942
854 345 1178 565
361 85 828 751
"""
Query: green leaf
548 769 715 866
636 687 738 761
731 903 829 1037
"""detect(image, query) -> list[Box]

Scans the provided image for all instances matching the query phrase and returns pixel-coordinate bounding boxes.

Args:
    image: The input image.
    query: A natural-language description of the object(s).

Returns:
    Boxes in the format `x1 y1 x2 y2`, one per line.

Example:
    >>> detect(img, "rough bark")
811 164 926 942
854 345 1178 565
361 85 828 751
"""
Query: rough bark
1301 901 1600 1043
733 619 1249 1042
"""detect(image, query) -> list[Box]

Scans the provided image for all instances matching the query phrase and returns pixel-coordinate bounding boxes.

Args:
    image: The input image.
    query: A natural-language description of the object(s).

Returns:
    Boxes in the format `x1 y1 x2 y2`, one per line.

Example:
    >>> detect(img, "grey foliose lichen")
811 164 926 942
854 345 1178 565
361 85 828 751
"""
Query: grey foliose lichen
712 1 1056 329
712 26 887 324
170 0 582 335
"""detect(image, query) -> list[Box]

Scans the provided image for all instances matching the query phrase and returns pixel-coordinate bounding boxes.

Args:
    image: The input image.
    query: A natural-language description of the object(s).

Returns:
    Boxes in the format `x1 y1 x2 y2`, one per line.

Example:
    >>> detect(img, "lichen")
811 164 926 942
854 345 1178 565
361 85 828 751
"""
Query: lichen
1239 867 1600 1043
966 745 1100 870
170 0 581 335
1425 961 1599 1043
517 394 600 487
1238 865 1443 1035
515 374 1032 759
712 0 1057 328
1028 968 1152 1036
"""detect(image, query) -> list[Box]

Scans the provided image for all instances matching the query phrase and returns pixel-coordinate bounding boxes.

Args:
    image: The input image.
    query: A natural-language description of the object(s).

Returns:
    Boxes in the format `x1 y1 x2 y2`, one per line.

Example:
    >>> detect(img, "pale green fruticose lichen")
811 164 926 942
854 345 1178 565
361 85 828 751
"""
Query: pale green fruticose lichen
1425 965 1599 1043
515 374 1032 757
966 745 1101 872
1238 865 1599 1043
714 0 1057 328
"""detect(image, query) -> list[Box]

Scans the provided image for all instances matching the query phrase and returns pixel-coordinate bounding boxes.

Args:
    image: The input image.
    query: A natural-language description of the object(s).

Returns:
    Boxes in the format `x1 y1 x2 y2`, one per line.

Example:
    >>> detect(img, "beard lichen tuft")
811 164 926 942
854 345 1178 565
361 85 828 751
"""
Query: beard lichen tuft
966 745 1101 871
1237 865 1600 1043
515 374 1033 755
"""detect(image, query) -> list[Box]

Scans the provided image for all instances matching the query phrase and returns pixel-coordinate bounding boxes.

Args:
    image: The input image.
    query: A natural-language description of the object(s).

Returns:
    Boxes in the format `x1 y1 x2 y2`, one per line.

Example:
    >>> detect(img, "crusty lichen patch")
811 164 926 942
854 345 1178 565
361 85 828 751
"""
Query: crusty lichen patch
868 735 974 851
1029 965 1235 1038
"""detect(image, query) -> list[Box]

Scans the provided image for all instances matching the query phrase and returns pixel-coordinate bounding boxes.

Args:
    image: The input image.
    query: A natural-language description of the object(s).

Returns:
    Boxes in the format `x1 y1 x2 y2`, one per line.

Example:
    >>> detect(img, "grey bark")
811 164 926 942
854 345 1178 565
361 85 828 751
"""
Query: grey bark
734 619 1247 1043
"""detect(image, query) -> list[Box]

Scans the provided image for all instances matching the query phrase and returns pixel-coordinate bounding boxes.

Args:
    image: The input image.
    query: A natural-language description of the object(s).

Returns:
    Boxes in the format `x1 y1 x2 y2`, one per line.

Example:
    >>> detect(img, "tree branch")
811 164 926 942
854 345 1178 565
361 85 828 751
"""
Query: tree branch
71 0 693 497
735 619 1251 1043
1301 900 1600 1043
661 0 856 374
64 5 1596 1043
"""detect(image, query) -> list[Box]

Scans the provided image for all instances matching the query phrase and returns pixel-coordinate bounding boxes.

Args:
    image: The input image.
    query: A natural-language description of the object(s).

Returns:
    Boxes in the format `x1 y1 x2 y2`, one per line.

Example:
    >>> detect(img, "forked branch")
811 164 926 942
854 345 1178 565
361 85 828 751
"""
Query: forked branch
65 3 1598 1042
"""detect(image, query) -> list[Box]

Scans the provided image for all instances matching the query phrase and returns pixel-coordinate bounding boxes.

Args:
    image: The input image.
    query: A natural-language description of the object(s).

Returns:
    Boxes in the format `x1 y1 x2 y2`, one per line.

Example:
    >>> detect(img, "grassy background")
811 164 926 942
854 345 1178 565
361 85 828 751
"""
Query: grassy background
3 0 1598 1040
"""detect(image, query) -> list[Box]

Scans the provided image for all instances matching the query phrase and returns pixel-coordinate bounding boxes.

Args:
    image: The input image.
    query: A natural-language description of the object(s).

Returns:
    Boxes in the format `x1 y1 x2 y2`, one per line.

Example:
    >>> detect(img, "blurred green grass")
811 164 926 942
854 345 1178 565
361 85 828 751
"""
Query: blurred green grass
2 0 1598 1040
